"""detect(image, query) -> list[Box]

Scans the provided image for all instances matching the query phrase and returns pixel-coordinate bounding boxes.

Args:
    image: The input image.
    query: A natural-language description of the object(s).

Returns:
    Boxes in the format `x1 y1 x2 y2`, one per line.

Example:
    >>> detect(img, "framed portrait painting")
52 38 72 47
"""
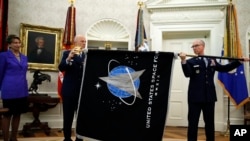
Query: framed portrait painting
20 23 63 71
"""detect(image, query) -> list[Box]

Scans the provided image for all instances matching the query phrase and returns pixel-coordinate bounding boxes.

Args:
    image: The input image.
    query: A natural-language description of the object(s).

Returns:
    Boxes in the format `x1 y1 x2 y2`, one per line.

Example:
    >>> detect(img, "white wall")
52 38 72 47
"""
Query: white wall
8 0 149 129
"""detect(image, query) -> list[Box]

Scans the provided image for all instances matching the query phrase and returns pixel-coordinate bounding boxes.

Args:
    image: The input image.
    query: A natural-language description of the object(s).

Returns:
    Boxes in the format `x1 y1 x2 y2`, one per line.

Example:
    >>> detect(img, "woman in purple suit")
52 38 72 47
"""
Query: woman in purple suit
0 35 29 141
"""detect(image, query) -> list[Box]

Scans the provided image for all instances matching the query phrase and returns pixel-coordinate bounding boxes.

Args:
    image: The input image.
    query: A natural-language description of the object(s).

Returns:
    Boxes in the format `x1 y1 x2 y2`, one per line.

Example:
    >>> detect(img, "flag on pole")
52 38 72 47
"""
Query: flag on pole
0 0 8 52
76 50 175 140
218 2 249 108
134 5 148 52
58 3 76 99
62 4 76 50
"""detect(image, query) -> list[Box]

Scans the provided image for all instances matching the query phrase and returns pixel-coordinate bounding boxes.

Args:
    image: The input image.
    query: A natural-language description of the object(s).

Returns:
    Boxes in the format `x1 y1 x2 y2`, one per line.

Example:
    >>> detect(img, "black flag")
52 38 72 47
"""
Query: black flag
76 50 175 141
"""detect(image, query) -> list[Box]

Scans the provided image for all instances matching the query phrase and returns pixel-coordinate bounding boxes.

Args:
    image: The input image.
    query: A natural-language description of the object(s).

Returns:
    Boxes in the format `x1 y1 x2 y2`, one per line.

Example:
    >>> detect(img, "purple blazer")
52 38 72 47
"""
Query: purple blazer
0 50 29 99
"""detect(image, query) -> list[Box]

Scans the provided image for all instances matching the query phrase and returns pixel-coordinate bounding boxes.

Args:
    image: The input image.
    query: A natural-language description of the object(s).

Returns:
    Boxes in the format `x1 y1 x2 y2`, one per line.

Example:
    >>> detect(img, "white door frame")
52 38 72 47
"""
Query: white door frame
149 21 226 131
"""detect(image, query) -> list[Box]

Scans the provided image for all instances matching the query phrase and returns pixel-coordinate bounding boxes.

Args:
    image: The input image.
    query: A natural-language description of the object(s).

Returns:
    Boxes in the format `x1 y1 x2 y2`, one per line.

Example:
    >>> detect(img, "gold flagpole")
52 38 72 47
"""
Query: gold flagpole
223 0 232 136
222 0 235 136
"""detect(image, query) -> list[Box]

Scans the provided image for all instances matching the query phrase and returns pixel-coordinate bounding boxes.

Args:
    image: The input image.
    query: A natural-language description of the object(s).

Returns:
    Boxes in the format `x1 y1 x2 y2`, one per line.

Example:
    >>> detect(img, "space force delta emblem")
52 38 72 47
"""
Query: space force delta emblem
230 125 250 141
76 50 175 141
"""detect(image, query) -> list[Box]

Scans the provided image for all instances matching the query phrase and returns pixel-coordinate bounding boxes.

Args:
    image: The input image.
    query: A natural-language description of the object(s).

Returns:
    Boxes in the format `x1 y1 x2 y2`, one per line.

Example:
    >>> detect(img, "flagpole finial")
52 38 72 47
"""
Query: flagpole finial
137 1 144 9
68 0 75 6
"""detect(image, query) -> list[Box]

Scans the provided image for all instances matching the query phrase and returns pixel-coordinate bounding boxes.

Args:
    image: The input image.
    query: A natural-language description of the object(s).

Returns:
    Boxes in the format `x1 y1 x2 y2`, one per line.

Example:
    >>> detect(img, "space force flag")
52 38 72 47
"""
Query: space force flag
76 50 175 141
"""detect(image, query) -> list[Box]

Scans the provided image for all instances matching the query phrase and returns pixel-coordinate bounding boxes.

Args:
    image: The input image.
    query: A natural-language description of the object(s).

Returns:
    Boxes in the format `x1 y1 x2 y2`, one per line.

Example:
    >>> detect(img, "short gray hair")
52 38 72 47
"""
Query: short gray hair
74 35 85 43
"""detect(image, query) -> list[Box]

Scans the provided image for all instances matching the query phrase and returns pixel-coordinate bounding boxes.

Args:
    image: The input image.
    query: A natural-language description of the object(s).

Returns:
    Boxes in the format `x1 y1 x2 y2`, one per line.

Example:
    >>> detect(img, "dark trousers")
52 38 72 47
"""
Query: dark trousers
62 94 82 141
187 102 215 141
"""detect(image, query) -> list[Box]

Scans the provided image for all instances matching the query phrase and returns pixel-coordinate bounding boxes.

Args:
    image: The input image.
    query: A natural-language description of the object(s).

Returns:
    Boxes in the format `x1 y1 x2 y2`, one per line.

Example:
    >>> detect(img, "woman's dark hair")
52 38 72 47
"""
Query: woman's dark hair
6 34 20 44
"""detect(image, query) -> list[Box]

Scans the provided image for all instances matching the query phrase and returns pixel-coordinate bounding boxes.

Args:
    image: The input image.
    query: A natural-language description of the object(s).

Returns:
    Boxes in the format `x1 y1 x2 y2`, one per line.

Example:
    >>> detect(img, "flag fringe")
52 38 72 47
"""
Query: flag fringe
217 80 250 109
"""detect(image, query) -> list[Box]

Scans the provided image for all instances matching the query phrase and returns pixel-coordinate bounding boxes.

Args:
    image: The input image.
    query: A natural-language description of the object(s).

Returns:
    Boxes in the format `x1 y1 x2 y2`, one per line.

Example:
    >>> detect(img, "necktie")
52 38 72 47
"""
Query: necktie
79 52 84 61
78 51 83 58
203 58 208 67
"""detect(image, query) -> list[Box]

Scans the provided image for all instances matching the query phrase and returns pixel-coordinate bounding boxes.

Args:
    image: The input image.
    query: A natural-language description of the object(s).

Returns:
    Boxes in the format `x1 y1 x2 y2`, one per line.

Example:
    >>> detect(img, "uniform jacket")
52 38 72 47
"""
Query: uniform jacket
181 57 241 103
0 50 29 99
58 50 85 97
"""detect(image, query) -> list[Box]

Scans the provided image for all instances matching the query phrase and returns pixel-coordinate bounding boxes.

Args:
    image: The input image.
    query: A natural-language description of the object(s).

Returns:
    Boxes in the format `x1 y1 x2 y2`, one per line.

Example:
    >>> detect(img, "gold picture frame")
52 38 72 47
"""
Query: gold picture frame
20 23 63 71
